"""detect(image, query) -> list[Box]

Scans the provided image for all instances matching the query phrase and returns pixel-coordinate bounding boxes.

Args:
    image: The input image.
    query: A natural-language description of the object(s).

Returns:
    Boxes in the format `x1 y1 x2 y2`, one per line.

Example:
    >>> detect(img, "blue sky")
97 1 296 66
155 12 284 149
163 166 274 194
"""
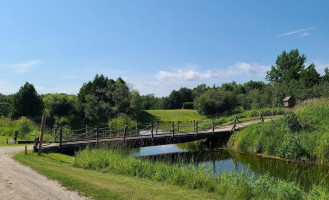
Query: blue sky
0 0 328 97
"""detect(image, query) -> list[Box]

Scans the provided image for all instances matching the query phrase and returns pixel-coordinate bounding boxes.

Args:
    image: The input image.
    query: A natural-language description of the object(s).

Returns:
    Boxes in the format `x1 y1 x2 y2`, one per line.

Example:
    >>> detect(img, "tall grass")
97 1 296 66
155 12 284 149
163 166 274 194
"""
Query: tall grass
228 98 329 165
73 147 327 199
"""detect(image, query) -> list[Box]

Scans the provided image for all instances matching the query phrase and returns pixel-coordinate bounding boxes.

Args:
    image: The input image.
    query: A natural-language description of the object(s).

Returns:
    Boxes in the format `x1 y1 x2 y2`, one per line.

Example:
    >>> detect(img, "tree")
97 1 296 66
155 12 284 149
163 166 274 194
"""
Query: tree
10 82 44 119
0 102 10 116
300 64 321 87
77 75 132 121
43 94 75 118
323 67 329 83
194 88 238 116
266 49 306 84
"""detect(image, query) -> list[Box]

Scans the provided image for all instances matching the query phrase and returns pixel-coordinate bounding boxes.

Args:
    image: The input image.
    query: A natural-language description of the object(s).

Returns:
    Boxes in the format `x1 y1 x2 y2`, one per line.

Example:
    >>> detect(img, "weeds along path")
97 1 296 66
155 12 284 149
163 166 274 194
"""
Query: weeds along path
0 146 88 200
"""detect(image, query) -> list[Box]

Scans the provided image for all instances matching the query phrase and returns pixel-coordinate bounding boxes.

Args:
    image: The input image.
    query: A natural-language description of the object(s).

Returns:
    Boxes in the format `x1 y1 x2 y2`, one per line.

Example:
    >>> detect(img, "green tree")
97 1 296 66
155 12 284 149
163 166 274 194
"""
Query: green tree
43 94 75 118
194 88 238 116
323 67 329 83
10 82 44 119
0 102 11 116
300 64 321 88
266 49 306 84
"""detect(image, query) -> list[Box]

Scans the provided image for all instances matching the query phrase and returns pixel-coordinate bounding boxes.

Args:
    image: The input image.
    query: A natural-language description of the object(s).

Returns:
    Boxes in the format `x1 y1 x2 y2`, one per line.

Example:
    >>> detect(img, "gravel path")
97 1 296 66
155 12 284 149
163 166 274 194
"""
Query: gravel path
0 146 88 200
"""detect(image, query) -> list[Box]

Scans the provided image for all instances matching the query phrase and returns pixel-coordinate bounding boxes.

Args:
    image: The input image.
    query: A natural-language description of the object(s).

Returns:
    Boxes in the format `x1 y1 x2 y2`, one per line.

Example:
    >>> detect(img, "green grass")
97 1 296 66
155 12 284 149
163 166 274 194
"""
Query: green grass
142 110 206 122
14 151 221 200
228 98 329 165
72 147 328 200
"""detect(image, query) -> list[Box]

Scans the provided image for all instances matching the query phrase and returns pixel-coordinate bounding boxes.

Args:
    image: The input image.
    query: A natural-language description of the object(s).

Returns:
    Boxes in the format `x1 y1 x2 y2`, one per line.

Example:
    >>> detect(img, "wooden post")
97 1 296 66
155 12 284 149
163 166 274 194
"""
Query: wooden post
59 128 63 149
177 121 180 133
212 120 215 134
135 122 138 135
95 126 99 144
155 122 158 134
38 113 47 156
260 113 264 122
193 120 196 132
54 125 58 142
6 138 8 144
123 125 127 140
151 122 154 139
86 125 88 134
195 121 198 133
171 122 175 138
14 131 18 144
109 124 112 137
25 145 27 155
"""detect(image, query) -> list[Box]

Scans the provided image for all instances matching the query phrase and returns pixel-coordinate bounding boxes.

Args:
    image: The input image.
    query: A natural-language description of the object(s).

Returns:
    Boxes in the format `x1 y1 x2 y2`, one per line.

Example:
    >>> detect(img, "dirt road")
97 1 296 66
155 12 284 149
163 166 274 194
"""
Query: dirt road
0 146 88 200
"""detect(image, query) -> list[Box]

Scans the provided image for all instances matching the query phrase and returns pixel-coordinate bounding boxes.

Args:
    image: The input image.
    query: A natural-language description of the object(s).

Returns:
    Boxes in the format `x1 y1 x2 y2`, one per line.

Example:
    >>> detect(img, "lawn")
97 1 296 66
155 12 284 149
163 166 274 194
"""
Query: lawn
14 151 220 200
142 109 206 122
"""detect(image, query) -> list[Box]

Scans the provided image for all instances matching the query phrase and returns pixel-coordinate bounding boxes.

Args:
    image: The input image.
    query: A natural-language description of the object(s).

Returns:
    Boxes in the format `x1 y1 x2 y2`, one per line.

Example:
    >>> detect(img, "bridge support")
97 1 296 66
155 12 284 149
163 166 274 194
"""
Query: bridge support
59 128 63 149
171 122 175 137
124 125 127 140
96 126 99 144
195 121 198 134
151 122 154 139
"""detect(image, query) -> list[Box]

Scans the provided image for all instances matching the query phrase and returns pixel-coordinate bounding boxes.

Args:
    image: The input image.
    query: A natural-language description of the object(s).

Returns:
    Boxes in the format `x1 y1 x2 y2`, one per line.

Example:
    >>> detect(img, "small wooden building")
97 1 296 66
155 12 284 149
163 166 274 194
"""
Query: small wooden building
283 96 295 108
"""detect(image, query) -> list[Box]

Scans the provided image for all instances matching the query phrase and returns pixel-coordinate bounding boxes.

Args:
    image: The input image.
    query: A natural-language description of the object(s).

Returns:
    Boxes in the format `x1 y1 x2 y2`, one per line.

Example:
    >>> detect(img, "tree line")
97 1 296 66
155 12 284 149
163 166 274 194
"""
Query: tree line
1 49 329 126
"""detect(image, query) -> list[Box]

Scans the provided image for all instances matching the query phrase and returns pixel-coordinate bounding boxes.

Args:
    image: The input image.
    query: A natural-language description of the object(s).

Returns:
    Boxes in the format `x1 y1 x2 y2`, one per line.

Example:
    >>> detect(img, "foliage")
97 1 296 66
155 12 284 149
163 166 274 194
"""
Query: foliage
266 49 306 84
43 94 76 118
195 88 238 117
77 74 131 122
0 102 11 116
73 147 326 199
10 82 44 119
182 102 194 109
229 98 329 165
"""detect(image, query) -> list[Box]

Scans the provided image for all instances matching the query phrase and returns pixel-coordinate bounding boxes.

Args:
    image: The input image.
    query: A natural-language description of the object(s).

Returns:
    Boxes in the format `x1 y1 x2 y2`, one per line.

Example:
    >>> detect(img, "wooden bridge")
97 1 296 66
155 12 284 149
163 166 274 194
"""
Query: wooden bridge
35 116 268 154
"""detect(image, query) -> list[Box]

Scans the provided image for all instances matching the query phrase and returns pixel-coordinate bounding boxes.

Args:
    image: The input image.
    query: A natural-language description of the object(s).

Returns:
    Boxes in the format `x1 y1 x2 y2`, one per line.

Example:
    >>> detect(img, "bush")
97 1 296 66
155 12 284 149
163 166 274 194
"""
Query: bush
15 117 37 136
182 102 194 109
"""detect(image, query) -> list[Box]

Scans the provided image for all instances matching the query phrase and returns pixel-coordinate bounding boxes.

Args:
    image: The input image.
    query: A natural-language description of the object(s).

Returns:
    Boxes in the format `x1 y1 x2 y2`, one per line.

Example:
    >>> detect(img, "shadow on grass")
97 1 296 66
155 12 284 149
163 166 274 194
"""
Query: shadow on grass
137 111 160 123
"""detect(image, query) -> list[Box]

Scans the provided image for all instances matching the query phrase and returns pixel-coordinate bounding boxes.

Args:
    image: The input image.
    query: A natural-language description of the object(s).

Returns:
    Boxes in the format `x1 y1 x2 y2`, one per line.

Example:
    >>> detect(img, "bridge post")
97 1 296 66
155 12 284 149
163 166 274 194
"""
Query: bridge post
151 122 154 139
136 122 138 135
193 120 196 132
212 120 215 134
259 113 264 122
123 125 127 140
86 125 88 135
155 122 158 134
195 121 198 134
110 124 112 137
59 128 63 149
54 125 58 142
177 121 180 133
95 126 99 144
171 122 175 137
14 131 18 144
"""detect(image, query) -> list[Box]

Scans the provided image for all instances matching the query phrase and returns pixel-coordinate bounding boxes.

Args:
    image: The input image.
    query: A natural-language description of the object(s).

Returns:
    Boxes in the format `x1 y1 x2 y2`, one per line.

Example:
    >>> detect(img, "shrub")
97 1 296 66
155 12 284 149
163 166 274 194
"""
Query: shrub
182 102 194 109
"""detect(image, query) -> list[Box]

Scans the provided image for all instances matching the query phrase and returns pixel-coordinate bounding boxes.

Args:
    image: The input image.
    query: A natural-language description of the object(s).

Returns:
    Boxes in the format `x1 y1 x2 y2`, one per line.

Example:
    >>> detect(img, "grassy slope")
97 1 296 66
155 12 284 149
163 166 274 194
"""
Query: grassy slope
14 152 219 200
228 98 329 165
143 110 206 122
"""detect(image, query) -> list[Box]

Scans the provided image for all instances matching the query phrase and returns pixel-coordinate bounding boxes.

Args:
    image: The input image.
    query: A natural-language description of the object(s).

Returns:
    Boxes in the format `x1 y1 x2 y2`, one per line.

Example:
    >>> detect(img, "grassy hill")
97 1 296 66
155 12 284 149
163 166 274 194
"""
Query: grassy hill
228 98 329 165
139 109 206 123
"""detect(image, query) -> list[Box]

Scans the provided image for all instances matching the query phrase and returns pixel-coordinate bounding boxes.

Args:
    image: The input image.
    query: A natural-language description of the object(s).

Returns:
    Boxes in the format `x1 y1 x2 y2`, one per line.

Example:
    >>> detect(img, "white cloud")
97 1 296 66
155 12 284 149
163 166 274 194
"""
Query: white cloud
156 62 270 82
0 60 42 74
278 27 315 37
0 80 20 94
11 60 42 74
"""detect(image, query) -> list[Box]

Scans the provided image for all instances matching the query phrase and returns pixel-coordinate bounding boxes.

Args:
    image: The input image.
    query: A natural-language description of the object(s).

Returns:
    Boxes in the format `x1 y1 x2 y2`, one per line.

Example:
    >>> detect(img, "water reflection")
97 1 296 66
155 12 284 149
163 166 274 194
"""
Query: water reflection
130 143 329 190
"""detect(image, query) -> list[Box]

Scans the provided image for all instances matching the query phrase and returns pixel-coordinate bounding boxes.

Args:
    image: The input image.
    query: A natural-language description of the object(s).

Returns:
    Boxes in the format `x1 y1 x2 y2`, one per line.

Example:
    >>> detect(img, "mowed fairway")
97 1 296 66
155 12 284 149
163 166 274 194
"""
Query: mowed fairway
145 110 206 122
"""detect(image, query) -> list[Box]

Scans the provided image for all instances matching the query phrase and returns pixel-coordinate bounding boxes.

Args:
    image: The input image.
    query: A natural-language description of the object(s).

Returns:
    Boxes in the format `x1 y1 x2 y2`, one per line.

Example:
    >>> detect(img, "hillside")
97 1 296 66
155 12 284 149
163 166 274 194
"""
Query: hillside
228 98 329 165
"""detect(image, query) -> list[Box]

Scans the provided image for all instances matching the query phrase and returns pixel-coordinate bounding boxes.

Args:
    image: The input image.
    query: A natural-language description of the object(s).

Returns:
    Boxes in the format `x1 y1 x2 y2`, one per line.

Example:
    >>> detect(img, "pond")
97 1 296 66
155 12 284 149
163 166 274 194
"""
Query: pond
130 143 329 190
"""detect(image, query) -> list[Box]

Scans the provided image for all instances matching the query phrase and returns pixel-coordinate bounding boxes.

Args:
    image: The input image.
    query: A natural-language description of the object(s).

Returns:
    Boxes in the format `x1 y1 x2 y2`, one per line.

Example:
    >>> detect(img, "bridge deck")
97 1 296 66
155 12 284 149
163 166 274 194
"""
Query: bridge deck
40 120 263 153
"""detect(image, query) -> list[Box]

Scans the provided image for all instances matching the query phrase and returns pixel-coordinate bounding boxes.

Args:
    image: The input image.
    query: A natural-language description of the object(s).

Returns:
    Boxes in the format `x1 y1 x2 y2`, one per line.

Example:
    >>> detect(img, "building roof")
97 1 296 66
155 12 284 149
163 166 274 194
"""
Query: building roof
283 96 292 102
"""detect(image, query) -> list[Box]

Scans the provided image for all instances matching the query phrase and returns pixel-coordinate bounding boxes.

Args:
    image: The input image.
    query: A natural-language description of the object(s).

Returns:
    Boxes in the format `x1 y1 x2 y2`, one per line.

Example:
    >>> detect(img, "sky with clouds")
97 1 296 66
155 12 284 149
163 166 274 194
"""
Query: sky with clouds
0 0 328 97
